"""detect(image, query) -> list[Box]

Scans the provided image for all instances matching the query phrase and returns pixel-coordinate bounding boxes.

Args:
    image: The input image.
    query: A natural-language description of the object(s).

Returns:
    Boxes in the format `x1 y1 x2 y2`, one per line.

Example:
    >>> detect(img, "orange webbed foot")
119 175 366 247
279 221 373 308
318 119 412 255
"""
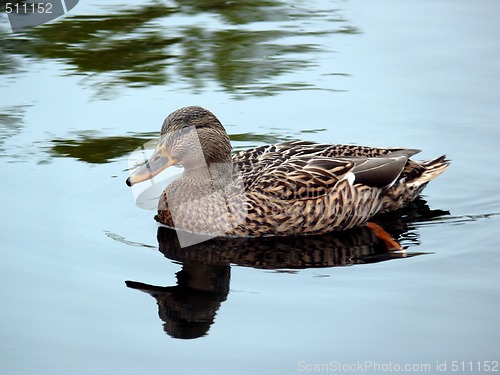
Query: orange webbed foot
366 222 404 254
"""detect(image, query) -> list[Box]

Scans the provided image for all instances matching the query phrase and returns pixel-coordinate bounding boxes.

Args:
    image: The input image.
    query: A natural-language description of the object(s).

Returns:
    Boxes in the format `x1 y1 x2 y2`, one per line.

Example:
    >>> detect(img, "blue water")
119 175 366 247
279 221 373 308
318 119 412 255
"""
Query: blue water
1 1 499 374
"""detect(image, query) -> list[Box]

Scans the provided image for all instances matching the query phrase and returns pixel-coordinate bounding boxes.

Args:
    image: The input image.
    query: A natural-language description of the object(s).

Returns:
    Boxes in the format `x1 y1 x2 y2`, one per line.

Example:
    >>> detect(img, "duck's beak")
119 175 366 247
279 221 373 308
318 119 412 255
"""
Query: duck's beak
126 145 177 186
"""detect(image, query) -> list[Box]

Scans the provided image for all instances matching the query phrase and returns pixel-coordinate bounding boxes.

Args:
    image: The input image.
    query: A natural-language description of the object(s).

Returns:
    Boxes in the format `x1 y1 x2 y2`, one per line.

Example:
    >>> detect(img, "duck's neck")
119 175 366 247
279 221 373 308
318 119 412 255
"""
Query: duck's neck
183 166 212 179
158 157 239 232
183 153 232 174
182 159 235 187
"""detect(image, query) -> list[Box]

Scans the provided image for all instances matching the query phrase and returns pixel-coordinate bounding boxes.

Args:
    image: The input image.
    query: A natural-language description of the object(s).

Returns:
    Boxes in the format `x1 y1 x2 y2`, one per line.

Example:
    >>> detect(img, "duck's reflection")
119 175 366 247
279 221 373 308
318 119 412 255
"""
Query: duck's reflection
126 198 448 339
126 263 229 340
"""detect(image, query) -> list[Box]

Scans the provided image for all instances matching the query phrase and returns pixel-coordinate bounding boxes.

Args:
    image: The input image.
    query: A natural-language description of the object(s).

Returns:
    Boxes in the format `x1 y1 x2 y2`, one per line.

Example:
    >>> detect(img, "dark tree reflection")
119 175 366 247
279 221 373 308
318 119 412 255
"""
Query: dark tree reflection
0 1 358 96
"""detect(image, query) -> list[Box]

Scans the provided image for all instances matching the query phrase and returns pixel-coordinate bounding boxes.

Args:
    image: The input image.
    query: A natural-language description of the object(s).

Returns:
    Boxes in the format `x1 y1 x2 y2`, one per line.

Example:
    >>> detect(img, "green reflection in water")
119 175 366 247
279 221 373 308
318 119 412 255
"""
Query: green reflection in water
5 4 179 88
1 1 358 97
0 105 28 158
50 132 156 164
0 107 25 138
176 0 292 24
48 130 308 163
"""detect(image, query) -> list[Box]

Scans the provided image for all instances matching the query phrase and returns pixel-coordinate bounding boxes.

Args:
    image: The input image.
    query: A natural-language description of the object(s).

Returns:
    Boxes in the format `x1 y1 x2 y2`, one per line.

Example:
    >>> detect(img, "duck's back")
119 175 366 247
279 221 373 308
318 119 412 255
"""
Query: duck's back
232 141 420 187
230 141 448 230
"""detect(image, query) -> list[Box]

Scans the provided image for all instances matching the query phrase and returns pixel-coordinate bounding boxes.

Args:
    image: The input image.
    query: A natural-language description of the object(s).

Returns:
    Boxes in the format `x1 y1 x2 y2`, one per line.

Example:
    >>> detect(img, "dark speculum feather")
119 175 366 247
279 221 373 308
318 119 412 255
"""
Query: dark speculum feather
352 156 408 188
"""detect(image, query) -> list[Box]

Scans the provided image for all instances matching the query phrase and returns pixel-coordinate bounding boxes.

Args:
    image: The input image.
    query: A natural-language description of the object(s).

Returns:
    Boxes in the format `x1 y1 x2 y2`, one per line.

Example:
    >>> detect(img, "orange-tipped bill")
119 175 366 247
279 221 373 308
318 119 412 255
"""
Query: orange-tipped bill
126 146 176 186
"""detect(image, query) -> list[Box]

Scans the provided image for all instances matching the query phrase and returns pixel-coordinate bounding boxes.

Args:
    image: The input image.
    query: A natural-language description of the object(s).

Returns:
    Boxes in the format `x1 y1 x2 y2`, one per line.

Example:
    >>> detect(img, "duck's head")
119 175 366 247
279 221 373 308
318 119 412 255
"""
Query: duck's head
126 106 232 186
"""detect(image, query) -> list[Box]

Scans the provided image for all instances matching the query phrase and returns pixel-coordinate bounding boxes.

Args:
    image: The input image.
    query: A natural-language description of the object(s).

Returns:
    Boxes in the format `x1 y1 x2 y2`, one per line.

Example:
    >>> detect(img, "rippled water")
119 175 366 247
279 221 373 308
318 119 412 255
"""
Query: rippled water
1 1 499 374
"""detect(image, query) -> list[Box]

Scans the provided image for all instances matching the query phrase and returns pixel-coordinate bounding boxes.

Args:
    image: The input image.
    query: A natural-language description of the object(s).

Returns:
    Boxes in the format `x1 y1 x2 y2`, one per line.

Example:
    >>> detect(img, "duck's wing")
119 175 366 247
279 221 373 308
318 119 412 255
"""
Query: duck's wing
247 156 355 200
233 141 418 197
246 153 412 200
349 155 410 188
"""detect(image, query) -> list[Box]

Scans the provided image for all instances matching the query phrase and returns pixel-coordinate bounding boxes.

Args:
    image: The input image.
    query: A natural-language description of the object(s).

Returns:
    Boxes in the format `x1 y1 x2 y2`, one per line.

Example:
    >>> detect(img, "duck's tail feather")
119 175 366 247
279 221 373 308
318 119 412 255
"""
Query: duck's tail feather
379 155 450 213
409 155 450 188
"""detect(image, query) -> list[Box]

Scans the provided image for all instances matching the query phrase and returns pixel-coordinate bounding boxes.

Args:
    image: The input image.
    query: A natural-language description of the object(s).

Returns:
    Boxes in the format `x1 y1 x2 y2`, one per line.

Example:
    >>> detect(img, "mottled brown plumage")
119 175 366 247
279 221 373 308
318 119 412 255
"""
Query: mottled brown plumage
127 106 449 237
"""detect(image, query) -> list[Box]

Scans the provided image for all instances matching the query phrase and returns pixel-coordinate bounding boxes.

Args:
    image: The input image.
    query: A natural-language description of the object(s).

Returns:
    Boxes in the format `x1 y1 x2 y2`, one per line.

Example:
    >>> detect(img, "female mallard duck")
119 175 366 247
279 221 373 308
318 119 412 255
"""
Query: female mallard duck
126 106 449 237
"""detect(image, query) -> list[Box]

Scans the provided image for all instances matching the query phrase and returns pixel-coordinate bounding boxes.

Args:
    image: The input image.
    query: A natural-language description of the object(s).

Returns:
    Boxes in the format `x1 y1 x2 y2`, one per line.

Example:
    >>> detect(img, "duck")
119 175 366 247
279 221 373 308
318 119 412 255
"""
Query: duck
126 106 449 238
